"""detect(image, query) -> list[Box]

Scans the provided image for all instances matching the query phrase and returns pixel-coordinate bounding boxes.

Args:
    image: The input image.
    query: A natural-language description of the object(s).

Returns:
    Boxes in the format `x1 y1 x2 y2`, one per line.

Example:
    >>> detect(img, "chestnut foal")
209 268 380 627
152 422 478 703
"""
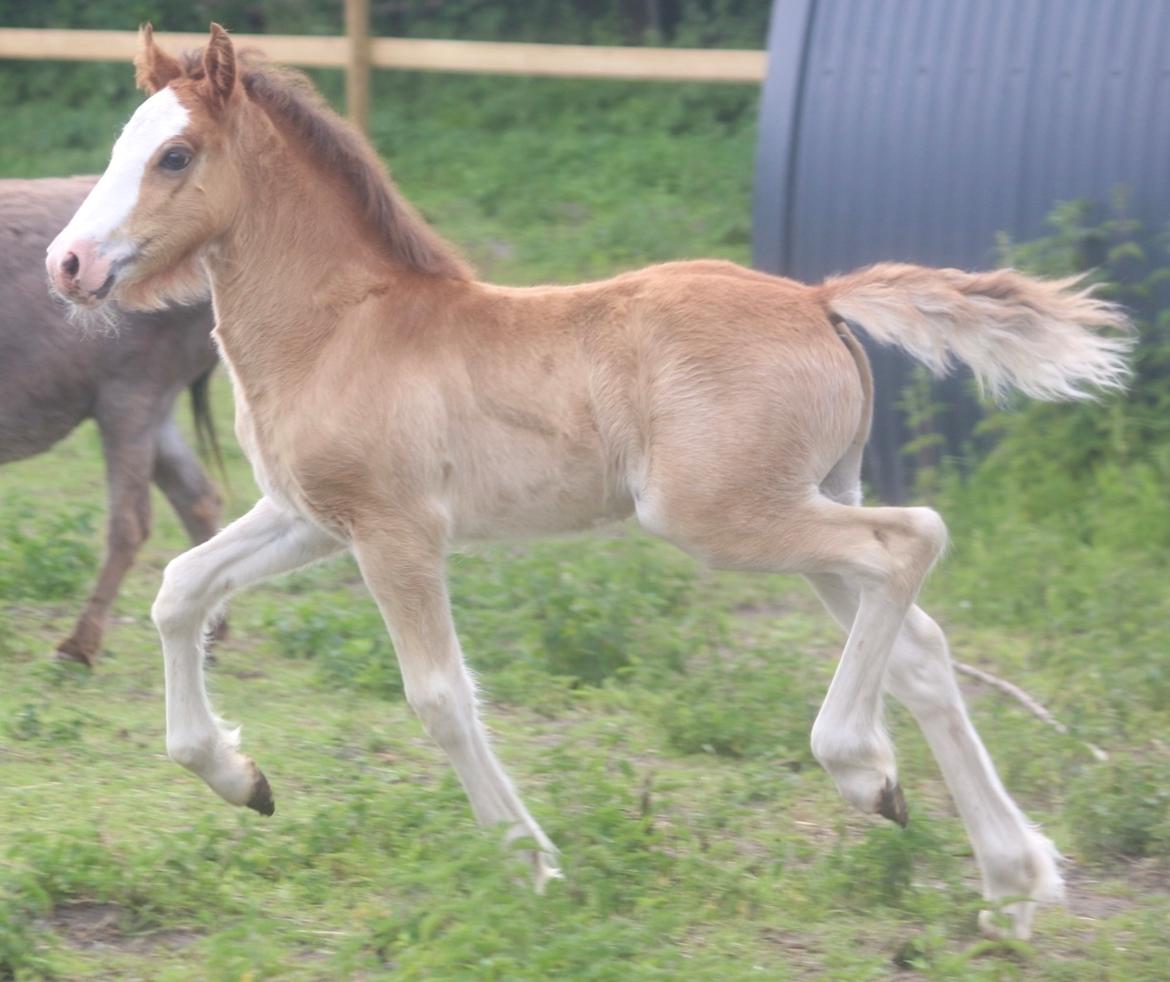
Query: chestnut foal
48 25 1131 939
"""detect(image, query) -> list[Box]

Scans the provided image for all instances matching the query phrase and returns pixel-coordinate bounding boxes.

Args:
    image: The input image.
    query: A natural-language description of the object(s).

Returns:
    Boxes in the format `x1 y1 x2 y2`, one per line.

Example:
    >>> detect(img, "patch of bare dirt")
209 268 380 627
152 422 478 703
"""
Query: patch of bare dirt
45 902 199 954
1063 858 1170 920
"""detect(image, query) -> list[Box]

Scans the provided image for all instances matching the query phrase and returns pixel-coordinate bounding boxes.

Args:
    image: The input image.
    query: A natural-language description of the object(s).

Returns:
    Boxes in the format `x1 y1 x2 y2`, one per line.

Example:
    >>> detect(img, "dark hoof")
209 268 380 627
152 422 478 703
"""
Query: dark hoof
54 641 94 668
877 781 908 827
246 770 275 816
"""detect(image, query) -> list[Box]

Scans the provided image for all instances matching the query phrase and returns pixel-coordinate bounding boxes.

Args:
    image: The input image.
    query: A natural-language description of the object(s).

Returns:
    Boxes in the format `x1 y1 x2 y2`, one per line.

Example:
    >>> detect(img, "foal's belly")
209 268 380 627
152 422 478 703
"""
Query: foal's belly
447 443 635 541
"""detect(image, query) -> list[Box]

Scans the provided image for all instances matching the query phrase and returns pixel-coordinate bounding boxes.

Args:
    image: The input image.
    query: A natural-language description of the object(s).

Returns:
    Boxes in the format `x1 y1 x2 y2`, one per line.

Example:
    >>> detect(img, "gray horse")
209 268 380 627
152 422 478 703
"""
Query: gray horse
1 176 222 666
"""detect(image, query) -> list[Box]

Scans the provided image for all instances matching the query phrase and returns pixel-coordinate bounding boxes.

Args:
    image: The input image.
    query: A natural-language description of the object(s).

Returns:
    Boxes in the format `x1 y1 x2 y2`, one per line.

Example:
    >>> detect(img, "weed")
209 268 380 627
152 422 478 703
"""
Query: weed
0 497 97 601
1065 752 1170 860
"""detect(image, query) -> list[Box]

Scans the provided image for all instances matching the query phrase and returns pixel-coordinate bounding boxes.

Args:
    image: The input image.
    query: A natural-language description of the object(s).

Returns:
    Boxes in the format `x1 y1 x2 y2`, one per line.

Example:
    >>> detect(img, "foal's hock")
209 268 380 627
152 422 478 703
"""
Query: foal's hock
47 23 1133 940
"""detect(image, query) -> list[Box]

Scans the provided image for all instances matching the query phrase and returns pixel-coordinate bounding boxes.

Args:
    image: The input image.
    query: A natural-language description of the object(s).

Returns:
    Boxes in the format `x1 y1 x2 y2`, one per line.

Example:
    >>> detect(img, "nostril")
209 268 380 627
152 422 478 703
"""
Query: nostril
61 252 80 278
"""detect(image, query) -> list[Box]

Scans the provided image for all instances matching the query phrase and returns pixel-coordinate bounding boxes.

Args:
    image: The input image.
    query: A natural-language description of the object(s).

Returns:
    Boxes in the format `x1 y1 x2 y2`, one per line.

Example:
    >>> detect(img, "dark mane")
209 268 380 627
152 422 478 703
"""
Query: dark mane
218 61 471 280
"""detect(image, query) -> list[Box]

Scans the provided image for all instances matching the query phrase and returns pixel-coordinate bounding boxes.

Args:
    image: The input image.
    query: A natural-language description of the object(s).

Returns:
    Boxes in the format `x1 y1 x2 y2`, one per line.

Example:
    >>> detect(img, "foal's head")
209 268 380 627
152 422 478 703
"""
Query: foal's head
47 24 250 310
49 24 470 313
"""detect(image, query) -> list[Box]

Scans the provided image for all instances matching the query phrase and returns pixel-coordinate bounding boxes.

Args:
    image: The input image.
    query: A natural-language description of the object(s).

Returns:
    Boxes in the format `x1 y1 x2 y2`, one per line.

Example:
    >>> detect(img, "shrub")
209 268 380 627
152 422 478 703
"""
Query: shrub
265 598 403 699
1066 752 1170 860
0 497 97 601
452 536 716 688
657 652 821 761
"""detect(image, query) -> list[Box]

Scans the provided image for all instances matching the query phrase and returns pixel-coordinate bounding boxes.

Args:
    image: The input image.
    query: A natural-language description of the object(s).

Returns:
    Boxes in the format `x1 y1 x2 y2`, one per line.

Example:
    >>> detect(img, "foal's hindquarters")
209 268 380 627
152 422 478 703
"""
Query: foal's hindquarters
623 279 1062 938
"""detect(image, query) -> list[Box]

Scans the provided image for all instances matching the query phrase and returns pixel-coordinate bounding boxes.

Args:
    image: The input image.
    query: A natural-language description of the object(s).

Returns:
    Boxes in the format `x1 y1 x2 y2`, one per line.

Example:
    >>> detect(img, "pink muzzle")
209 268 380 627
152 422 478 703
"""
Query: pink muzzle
45 236 117 303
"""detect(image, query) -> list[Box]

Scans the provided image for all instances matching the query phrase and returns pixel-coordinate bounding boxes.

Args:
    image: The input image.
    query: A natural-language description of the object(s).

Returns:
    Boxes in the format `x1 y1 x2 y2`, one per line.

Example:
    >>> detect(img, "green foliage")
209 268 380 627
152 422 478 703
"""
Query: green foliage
1066 752 1170 860
656 651 820 760
266 537 718 696
453 536 710 686
822 819 962 914
266 597 404 699
897 366 948 496
0 0 768 46
4 702 87 745
0 497 96 601
930 199 1170 861
0 0 766 126
0 886 54 981
986 198 1170 487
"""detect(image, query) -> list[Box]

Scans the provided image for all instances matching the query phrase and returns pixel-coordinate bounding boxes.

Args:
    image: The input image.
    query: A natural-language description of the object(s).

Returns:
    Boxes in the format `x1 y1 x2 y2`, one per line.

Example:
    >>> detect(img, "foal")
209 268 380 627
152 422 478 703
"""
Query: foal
48 25 1131 940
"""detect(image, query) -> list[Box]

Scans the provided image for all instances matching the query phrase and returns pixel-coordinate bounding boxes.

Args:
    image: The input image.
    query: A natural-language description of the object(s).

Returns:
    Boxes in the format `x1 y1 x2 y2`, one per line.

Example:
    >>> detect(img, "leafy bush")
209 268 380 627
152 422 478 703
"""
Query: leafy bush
452 536 717 687
932 204 1170 681
656 652 821 760
264 535 718 697
265 597 404 699
1066 752 1170 860
4 702 87 745
927 199 1170 862
981 198 1170 492
822 820 960 913
0 497 97 601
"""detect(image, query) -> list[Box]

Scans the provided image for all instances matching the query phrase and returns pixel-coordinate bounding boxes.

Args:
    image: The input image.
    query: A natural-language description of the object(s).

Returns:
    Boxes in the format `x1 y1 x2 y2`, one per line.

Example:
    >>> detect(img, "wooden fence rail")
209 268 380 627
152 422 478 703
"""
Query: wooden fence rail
0 27 766 82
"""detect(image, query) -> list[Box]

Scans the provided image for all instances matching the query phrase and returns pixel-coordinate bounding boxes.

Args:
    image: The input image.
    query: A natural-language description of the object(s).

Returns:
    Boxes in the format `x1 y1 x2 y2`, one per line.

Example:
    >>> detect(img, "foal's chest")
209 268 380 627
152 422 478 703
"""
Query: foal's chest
219 355 315 518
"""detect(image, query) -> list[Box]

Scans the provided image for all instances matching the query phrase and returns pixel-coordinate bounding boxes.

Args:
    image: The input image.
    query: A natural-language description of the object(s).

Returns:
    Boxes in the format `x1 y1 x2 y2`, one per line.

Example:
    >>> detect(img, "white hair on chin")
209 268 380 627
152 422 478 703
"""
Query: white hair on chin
48 280 122 336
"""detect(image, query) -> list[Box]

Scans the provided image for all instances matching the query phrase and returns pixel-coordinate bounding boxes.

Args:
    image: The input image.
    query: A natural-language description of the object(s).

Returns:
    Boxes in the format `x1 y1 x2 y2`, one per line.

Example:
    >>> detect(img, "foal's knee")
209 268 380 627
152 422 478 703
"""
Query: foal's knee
405 669 476 748
867 507 949 600
885 608 959 716
151 553 205 637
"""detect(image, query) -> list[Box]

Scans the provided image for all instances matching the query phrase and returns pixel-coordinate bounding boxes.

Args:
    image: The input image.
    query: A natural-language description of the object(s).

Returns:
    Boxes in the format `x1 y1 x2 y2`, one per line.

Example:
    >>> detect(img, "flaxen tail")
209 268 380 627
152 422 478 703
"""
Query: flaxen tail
819 263 1134 401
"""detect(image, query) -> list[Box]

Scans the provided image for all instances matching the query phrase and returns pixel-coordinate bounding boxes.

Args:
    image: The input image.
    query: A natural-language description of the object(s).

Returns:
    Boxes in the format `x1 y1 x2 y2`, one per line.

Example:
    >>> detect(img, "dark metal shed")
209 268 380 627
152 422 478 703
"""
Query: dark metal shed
753 0 1170 500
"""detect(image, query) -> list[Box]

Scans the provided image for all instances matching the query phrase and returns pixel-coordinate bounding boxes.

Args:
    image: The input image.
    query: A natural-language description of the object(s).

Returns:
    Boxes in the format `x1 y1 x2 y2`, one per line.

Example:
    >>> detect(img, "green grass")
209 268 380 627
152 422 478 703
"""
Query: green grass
2 64 1169 980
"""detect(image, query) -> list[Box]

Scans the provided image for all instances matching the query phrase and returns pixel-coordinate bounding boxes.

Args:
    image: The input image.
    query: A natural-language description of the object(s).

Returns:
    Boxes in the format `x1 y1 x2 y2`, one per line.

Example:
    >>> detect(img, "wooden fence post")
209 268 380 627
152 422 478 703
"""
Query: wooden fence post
345 0 370 132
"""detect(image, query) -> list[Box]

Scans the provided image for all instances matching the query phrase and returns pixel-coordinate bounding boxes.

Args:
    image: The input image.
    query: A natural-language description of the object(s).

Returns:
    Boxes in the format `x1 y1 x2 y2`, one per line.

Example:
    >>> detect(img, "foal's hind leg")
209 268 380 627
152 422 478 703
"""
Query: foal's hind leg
645 493 946 820
152 498 341 811
808 574 1064 939
351 515 560 890
800 503 947 821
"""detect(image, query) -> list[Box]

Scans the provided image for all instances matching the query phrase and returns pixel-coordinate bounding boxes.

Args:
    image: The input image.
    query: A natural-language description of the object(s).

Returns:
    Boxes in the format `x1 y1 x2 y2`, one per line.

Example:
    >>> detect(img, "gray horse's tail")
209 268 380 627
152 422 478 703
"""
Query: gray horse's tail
189 366 227 483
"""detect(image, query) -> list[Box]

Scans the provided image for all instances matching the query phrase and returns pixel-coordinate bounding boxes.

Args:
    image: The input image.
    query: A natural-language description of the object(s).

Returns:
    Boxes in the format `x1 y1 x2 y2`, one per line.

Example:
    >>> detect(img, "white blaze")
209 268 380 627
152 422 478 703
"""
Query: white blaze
50 87 190 258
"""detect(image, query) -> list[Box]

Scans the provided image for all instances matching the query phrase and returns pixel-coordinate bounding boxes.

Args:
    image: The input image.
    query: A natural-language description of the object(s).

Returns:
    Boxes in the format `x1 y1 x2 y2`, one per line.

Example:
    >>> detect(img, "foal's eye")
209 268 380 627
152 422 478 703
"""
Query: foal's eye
159 147 192 172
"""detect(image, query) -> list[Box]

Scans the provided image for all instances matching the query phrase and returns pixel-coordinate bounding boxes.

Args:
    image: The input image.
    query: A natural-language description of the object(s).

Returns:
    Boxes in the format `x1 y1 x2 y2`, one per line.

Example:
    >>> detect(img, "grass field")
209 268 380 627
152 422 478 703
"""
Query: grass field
2 65 1169 980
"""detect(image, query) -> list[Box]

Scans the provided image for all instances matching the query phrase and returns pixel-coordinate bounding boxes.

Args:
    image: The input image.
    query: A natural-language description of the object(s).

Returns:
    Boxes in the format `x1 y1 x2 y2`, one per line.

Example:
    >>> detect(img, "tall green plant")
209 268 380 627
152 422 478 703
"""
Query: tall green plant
980 198 1170 497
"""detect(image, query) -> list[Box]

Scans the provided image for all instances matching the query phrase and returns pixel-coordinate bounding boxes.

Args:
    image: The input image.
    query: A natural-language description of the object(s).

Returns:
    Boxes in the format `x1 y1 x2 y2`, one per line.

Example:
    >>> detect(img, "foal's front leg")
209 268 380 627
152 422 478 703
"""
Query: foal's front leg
152 497 342 811
352 518 560 890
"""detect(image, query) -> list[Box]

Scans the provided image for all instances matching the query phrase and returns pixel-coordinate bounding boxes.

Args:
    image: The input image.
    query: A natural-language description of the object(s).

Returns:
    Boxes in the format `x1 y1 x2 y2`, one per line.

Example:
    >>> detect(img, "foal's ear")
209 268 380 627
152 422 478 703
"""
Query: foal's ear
135 23 182 94
202 22 237 109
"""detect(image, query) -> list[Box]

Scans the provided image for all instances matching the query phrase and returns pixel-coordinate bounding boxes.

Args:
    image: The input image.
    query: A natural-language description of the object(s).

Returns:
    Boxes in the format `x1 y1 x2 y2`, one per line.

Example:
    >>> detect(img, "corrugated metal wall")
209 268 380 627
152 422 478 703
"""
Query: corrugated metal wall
753 0 1170 500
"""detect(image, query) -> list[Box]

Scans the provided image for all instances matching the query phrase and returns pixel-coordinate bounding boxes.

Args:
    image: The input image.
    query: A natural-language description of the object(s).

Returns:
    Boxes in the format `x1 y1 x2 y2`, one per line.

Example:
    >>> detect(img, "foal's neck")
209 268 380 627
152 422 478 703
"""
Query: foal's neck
204 121 410 390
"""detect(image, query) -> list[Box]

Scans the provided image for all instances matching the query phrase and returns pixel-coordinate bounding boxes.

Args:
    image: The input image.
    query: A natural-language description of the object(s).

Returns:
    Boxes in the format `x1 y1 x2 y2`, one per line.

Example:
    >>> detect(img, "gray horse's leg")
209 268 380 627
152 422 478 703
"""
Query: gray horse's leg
152 415 222 543
152 415 227 641
56 413 156 666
